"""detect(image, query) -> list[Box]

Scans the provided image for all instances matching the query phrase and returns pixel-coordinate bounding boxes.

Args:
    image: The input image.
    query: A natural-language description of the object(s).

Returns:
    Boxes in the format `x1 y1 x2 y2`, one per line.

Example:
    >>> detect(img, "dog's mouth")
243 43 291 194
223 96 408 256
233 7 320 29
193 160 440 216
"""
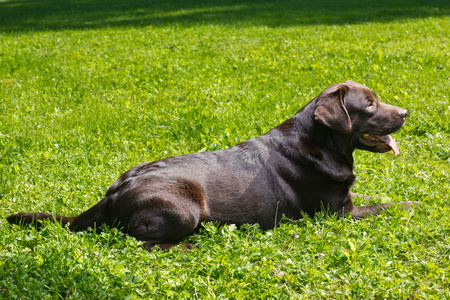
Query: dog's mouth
358 134 399 156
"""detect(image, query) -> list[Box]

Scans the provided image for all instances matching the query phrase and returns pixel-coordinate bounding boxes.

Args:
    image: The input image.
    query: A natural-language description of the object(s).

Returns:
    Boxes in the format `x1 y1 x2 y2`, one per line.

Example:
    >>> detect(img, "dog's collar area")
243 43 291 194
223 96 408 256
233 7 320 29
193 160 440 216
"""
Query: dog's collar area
358 133 399 155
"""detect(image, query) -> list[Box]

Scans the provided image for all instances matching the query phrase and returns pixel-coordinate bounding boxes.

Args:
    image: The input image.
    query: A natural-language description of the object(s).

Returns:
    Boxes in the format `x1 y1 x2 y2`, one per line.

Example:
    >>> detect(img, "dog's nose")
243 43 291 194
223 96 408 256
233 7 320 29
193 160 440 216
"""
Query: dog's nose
398 109 407 119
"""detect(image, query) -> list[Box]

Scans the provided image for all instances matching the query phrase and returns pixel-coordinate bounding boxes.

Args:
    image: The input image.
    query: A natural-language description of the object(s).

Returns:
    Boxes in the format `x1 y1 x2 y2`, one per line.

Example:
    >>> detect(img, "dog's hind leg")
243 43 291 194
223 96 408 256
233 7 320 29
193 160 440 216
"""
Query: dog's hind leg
121 179 207 251
126 204 201 251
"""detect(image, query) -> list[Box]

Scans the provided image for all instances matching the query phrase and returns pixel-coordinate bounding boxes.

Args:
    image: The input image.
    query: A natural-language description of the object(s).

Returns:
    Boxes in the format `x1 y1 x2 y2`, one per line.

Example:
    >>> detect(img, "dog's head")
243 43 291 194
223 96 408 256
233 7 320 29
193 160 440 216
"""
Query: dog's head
313 80 407 155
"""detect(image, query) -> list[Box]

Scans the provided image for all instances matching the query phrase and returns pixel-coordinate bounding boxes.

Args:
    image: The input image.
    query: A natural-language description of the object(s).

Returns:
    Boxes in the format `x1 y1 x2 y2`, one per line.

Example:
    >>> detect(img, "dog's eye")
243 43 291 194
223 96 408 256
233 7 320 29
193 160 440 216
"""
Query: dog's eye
366 102 373 108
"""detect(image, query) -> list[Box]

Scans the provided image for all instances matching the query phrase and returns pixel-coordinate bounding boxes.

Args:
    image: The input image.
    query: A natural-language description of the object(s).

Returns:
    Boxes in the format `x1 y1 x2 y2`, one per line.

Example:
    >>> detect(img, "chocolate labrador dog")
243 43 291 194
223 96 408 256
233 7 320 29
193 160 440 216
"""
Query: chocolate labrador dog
7 81 418 250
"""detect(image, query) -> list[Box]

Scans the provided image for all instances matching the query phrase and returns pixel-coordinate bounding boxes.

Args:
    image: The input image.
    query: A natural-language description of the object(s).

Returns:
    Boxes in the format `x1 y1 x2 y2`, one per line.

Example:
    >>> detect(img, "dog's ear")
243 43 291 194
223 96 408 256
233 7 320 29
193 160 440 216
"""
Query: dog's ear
313 84 351 134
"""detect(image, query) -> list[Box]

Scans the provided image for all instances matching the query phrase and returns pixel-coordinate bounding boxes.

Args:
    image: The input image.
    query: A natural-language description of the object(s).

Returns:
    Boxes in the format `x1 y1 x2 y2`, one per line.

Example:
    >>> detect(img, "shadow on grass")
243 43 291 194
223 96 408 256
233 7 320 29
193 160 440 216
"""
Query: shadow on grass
0 0 449 32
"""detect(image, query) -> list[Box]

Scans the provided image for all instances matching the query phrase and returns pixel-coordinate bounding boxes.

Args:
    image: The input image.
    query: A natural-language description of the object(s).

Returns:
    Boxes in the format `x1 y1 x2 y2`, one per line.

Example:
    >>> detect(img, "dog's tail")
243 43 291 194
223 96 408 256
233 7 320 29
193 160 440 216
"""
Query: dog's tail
7 212 74 228
7 198 107 232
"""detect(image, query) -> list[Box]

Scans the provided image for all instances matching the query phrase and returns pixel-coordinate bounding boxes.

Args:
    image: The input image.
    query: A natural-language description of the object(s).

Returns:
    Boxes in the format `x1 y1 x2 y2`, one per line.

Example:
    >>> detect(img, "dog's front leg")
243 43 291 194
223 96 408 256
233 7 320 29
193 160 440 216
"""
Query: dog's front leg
337 192 419 218
344 201 419 219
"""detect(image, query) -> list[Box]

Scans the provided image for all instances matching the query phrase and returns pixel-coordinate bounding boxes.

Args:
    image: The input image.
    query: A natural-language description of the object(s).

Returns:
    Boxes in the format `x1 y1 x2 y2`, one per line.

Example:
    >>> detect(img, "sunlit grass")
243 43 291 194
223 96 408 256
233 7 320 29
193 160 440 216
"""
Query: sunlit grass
1 0 450 298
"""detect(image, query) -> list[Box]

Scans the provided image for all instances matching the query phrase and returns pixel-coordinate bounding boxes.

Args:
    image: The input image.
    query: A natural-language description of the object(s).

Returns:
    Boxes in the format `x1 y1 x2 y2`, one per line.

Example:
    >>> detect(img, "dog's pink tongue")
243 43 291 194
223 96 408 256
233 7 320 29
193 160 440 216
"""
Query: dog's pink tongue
379 135 399 156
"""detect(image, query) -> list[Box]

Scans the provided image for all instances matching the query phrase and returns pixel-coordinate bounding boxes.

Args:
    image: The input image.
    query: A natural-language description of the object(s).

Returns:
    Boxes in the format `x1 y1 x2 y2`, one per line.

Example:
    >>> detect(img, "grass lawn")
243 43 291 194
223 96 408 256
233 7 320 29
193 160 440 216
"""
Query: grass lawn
1 0 450 298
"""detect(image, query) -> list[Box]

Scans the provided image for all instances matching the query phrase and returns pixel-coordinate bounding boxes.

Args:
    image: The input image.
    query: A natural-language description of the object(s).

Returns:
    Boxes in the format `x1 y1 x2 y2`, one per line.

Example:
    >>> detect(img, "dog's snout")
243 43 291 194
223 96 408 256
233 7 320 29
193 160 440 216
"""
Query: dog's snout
398 109 407 119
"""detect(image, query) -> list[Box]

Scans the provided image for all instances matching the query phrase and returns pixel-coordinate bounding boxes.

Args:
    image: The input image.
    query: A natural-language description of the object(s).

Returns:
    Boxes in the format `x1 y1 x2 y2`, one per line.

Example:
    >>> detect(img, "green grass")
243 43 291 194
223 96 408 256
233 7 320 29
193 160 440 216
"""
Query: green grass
1 0 450 298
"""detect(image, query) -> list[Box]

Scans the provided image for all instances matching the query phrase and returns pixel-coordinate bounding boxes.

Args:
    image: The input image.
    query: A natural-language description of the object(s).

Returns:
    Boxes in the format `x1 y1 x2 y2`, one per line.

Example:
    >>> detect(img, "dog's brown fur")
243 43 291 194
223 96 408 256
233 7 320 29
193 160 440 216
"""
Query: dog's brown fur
7 81 418 250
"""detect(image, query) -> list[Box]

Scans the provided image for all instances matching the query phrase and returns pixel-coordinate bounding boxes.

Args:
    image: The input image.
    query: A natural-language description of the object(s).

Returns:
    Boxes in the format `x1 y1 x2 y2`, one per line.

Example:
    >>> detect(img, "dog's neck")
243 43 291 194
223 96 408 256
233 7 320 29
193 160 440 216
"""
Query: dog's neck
265 100 355 183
